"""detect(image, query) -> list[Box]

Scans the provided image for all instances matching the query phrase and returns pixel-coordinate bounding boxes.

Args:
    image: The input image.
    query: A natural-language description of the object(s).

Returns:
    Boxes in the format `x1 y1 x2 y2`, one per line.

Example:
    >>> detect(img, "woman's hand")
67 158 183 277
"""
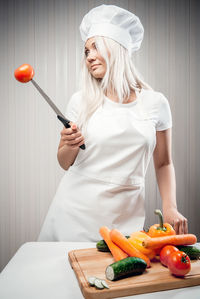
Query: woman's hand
60 122 85 149
163 208 188 235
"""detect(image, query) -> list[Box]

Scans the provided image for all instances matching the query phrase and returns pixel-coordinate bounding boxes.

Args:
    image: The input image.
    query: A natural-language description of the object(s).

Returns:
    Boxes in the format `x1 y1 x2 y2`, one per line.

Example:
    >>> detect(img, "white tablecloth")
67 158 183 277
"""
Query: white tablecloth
0 242 200 299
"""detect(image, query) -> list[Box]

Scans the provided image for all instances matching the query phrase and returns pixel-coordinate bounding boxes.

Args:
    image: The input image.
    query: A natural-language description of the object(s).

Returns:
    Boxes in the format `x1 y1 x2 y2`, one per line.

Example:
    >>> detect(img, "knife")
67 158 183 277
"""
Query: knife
31 79 85 150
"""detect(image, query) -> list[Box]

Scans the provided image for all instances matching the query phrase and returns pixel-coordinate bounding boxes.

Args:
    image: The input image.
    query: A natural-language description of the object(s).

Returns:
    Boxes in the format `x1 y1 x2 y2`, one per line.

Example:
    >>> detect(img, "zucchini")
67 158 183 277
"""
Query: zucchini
96 236 130 252
177 244 200 259
105 257 147 281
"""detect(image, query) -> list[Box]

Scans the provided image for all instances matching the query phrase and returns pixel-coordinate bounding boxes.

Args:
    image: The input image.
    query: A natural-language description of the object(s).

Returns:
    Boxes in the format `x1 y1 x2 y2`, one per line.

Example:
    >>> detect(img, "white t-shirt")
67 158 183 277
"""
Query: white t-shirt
66 88 172 132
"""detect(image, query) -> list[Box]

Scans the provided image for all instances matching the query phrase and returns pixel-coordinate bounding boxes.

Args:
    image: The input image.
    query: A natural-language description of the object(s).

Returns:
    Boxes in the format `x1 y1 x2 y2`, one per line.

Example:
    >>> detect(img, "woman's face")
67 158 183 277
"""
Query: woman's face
85 37 107 79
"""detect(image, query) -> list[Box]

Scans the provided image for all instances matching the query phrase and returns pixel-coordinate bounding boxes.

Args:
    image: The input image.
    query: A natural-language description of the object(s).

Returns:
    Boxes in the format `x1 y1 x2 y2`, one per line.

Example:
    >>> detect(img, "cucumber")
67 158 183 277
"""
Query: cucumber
177 244 200 259
96 240 110 252
96 236 130 252
105 257 147 281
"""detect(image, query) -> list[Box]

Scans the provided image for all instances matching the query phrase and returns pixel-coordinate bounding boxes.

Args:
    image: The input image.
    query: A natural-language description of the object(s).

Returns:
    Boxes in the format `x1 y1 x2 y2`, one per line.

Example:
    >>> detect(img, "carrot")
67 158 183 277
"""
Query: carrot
99 226 128 261
110 229 151 268
142 234 197 249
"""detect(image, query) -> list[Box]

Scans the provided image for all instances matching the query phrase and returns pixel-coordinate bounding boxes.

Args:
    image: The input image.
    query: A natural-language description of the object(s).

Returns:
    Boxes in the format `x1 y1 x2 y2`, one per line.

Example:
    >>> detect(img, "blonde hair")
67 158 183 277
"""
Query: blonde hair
77 36 153 129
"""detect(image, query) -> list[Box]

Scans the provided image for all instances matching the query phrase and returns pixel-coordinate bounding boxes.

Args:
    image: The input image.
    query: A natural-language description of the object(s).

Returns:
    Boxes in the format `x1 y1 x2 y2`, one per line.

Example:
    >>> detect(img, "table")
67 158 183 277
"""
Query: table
0 242 200 299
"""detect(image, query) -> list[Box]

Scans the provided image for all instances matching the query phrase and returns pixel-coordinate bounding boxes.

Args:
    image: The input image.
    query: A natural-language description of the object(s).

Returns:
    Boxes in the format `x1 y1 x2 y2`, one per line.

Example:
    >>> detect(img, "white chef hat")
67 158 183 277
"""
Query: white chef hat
79 4 144 56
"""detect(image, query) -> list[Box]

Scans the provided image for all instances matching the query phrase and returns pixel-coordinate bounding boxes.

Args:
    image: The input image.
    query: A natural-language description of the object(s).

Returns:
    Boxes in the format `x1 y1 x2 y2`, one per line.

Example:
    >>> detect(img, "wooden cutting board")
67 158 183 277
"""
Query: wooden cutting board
68 248 200 299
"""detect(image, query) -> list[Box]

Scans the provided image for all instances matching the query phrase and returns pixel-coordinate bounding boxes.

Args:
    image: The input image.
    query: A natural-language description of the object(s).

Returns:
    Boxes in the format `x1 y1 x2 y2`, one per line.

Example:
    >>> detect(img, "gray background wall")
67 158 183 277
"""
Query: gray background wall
0 0 200 271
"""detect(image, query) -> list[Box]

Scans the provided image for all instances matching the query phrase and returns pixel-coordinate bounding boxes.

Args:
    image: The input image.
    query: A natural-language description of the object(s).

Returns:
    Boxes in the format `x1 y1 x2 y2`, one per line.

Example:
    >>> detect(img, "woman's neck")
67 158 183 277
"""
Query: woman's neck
105 89 137 103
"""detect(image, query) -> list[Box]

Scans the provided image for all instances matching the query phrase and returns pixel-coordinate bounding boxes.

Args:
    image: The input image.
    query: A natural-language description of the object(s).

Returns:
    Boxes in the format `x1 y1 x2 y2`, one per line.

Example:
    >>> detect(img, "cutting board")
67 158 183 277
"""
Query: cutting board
68 248 200 299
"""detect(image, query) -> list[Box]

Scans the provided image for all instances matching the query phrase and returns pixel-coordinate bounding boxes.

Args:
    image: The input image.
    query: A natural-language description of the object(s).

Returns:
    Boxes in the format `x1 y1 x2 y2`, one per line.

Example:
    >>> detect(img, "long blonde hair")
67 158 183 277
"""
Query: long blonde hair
77 36 153 129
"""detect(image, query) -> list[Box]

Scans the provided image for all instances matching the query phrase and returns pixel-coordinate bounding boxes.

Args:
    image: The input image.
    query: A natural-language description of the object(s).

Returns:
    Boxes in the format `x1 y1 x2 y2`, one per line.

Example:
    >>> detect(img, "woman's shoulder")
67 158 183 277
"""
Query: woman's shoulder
140 88 169 107
140 88 172 129
67 90 83 109
69 90 82 102
65 90 82 121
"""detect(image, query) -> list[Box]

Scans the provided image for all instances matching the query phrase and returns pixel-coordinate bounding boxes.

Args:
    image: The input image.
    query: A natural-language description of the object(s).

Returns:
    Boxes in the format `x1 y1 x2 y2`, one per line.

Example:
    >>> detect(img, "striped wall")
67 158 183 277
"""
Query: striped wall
0 0 199 271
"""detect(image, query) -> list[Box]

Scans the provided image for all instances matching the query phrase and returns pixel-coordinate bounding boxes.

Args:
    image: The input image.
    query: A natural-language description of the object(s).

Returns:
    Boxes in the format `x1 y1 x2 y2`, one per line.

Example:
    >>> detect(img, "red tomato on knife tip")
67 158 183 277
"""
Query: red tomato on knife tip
14 63 34 83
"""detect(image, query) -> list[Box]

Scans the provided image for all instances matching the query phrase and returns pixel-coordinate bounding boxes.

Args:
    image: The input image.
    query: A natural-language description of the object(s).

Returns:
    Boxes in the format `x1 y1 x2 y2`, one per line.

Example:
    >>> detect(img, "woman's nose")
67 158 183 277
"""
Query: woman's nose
87 50 96 62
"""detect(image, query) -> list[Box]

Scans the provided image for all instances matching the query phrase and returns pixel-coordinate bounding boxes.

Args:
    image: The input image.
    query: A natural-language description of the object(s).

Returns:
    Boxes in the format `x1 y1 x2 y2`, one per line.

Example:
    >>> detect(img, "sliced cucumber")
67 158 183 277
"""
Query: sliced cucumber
101 280 109 289
88 276 97 286
94 278 104 289
106 257 147 281
87 277 110 289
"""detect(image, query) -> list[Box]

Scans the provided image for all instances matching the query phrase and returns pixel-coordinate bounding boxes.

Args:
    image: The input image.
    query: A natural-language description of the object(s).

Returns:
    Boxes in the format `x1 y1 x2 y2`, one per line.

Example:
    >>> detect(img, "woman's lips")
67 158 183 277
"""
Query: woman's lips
91 64 100 69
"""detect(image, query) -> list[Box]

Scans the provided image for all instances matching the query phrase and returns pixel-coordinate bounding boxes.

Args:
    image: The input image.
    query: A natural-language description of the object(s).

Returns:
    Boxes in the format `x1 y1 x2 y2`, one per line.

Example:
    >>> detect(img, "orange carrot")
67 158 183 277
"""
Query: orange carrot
110 229 151 268
142 234 197 249
99 226 128 261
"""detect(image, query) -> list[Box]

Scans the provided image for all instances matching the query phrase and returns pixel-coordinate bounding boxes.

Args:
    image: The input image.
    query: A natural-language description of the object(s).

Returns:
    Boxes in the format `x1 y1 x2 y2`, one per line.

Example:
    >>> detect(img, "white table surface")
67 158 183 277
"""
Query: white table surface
0 242 200 299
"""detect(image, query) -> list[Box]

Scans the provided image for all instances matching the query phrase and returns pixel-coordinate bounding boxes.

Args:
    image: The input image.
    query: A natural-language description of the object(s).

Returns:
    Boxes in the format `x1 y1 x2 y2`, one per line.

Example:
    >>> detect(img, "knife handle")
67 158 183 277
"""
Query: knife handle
57 115 86 150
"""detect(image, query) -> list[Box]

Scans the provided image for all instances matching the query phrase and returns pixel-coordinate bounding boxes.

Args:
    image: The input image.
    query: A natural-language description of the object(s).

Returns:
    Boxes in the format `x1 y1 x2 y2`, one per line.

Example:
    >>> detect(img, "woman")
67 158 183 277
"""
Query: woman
38 4 188 242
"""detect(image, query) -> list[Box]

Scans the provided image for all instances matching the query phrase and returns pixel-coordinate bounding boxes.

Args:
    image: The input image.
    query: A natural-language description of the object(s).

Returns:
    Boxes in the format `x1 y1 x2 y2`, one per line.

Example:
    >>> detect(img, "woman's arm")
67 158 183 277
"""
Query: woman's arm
57 123 84 170
153 128 188 234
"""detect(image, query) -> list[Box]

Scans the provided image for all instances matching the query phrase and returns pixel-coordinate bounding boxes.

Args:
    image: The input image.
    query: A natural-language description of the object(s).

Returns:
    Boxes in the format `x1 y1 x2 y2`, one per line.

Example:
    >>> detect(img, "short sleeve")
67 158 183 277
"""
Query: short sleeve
156 93 172 131
65 91 81 123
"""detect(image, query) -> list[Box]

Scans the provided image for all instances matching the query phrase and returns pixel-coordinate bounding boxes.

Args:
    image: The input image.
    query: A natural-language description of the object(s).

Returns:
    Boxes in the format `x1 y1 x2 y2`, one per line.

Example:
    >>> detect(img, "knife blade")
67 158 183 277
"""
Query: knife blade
31 79 85 150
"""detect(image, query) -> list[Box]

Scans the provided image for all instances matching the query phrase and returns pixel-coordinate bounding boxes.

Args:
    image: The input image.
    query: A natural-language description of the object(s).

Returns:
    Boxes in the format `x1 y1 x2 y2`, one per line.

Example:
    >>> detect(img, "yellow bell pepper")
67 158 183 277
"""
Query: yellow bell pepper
128 231 156 260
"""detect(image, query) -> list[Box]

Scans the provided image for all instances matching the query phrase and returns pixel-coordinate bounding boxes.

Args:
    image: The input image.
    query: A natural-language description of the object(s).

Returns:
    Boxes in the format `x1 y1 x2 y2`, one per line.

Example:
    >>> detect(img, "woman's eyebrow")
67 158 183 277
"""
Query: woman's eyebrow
85 42 95 50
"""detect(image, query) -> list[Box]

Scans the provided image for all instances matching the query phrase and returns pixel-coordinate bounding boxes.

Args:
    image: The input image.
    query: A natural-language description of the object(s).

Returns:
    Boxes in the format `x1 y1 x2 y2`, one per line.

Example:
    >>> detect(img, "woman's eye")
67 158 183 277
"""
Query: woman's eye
85 50 89 56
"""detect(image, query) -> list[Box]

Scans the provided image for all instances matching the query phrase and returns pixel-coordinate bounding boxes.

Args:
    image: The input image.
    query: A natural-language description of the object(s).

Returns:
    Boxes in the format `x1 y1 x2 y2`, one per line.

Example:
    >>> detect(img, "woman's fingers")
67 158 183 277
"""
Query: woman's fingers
164 209 188 235
62 132 81 141
71 139 85 149
173 219 179 234
173 217 188 234
71 123 77 130
67 136 84 146
61 124 77 136
60 123 84 148
183 218 188 234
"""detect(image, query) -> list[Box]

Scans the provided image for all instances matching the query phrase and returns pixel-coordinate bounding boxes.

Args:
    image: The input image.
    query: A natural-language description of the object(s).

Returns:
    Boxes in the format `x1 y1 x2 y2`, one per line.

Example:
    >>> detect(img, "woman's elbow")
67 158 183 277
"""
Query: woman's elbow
154 155 173 170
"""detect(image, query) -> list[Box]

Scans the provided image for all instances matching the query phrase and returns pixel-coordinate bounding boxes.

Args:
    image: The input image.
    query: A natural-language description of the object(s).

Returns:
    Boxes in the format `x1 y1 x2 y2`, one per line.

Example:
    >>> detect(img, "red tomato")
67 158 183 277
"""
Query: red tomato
14 64 34 83
168 251 191 277
160 245 179 267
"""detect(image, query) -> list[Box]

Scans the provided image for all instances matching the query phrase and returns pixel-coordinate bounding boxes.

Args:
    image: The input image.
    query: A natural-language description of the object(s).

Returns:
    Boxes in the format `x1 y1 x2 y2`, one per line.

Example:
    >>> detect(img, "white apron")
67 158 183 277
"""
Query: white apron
38 90 157 242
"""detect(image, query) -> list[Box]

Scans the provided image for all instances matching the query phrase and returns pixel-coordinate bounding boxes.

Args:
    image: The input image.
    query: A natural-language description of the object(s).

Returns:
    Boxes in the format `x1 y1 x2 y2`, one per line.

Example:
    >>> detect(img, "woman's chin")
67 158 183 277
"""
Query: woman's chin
91 72 104 79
